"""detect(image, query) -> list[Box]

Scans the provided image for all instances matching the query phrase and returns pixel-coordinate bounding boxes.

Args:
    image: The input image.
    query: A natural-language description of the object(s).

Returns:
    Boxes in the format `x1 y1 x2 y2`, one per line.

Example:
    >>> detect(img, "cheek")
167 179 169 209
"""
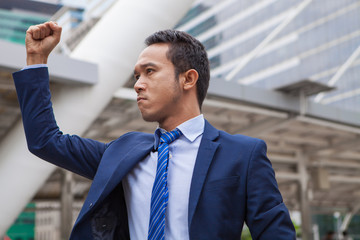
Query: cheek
151 85 173 102
147 75 180 105
158 88 179 106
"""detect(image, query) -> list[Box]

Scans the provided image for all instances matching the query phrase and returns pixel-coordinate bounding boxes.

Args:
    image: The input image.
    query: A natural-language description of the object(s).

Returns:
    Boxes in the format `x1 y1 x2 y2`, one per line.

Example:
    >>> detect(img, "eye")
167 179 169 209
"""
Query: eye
134 74 140 81
146 68 154 74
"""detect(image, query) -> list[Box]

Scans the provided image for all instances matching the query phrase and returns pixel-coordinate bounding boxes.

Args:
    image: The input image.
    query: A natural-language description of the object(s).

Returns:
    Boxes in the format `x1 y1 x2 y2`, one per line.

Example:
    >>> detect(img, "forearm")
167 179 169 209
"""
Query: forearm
14 67 56 151
27 54 48 65
13 67 105 179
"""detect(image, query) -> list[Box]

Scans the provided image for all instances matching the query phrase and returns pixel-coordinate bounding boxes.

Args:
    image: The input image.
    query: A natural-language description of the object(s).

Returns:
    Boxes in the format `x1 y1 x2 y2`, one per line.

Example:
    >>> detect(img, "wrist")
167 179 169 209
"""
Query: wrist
27 54 48 65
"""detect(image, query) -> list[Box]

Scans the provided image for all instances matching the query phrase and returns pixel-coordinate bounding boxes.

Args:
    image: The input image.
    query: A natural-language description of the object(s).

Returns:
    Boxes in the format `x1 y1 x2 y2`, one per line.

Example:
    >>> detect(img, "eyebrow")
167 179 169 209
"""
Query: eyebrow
134 62 157 75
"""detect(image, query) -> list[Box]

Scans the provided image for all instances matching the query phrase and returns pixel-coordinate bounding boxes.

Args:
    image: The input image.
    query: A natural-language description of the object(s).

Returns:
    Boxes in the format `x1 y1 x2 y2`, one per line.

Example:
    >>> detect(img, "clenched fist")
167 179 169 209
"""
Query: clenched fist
26 21 62 65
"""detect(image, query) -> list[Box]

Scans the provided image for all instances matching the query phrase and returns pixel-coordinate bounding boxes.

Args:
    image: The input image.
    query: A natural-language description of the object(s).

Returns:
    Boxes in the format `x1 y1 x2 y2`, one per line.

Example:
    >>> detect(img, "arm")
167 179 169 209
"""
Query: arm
245 140 296 239
13 22 106 179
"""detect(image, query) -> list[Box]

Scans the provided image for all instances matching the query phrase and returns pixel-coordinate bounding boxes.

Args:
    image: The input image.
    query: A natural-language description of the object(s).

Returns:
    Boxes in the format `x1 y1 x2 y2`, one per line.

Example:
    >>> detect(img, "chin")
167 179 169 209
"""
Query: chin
140 112 159 123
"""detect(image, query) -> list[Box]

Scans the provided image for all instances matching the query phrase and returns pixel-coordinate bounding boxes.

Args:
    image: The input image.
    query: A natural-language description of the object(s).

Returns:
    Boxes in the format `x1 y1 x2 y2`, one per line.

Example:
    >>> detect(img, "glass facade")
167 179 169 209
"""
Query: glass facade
177 0 360 113
5 203 35 240
0 0 115 46
0 9 52 45
0 0 60 45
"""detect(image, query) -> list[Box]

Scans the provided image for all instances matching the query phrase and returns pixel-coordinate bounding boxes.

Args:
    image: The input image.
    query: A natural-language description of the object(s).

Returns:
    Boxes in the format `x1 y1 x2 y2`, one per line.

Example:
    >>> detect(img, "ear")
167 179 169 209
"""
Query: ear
182 69 199 90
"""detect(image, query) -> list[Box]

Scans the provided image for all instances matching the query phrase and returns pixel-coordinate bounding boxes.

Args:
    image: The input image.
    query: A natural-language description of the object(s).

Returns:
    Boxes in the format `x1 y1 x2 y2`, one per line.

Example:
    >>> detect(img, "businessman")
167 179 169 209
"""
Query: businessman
13 22 296 239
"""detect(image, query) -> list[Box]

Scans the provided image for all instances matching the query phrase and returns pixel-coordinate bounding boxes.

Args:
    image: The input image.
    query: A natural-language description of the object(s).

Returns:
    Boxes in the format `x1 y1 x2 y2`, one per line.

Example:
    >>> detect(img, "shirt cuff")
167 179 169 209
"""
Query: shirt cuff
22 64 48 70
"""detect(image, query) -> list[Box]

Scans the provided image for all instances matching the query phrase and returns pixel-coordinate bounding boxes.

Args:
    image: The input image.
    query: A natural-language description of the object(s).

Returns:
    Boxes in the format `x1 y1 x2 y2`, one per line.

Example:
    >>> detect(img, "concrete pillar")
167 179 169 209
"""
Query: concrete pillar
60 170 73 240
297 151 312 240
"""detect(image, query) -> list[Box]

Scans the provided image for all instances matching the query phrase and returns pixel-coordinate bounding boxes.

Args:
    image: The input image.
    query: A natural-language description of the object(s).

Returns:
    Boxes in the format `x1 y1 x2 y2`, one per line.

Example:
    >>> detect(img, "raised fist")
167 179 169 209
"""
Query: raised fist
25 21 62 65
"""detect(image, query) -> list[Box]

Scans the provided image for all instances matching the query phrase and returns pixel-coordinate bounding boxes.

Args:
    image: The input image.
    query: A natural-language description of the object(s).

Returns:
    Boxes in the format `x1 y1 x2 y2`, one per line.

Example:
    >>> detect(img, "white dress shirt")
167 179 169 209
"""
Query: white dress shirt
22 64 47 70
122 114 204 240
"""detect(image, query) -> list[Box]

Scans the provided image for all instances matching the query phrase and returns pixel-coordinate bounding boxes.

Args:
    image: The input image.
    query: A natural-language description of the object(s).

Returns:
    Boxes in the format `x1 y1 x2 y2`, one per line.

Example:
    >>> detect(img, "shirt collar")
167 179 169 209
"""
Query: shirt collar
153 114 204 150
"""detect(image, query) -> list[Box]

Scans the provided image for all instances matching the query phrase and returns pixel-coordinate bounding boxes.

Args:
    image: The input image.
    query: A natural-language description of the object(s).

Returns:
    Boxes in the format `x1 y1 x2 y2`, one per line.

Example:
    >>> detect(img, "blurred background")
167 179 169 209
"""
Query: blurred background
0 0 360 239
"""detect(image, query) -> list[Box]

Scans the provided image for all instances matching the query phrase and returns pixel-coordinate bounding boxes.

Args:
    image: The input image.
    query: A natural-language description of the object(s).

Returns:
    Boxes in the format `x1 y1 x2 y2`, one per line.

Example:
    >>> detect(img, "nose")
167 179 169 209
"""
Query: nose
134 77 145 93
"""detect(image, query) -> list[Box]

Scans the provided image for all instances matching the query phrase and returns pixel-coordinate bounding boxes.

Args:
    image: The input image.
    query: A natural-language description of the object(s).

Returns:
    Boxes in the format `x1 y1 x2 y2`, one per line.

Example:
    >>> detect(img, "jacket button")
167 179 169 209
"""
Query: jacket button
89 203 93 208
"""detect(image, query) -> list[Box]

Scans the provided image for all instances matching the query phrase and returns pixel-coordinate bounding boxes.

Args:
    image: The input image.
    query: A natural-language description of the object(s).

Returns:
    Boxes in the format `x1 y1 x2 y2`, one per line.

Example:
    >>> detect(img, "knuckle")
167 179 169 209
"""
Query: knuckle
27 26 35 32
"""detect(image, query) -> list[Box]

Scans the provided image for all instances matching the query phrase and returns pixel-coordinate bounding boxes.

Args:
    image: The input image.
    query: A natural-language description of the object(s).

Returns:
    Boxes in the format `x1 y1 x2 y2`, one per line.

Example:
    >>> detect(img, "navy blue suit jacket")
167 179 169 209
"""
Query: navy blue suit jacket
13 67 295 239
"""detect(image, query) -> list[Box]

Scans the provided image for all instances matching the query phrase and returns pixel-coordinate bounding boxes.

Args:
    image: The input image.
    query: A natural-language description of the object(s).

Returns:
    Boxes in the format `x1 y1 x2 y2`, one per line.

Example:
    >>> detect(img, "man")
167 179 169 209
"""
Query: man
13 22 296 239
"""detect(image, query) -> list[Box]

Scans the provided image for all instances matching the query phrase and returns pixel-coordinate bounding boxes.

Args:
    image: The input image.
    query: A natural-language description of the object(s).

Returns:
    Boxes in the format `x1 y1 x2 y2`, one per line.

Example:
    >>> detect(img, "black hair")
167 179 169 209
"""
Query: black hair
145 29 210 109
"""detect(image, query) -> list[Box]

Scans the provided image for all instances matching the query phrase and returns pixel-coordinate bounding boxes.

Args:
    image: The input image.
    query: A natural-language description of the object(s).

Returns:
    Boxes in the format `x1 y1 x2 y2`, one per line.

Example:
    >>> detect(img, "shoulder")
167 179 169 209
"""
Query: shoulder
218 130 262 144
106 131 153 148
207 121 265 148
205 119 262 142
219 130 266 154
204 120 267 154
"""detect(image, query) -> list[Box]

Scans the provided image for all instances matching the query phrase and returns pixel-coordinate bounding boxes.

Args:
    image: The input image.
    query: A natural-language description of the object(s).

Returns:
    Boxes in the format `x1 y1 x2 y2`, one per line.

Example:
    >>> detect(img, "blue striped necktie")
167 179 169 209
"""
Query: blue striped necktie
148 129 182 240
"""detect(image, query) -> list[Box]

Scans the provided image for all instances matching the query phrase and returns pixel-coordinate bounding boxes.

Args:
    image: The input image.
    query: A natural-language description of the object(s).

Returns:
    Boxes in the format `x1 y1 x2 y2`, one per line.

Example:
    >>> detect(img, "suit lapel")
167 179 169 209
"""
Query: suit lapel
188 120 219 227
76 136 154 223
93 140 154 204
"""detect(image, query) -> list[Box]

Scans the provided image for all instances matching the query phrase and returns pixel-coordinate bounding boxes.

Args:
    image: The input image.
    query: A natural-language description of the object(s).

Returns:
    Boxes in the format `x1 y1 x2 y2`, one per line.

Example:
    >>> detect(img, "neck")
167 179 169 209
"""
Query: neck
159 107 200 131
159 91 201 131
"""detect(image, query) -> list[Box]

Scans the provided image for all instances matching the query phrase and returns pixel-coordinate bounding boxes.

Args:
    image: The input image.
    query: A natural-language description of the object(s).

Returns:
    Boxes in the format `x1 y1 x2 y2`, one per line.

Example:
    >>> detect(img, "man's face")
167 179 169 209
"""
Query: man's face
134 43 182 123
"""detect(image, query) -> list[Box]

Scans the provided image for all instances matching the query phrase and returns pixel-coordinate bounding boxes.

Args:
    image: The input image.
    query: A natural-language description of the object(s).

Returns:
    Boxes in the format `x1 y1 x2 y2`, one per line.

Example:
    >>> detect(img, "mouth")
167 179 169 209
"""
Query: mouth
137 96 146 103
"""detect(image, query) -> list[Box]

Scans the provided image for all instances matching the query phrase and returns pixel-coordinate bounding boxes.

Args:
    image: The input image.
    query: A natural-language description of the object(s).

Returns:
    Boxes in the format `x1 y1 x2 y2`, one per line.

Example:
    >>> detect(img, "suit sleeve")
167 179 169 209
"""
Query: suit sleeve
245 139 296 239
13 67 106 180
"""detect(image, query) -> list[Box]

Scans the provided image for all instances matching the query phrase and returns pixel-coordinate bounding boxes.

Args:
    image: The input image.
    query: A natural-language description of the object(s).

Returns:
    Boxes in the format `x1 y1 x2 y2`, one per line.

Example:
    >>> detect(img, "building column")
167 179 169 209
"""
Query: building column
297 150 312 240
60 170 73 240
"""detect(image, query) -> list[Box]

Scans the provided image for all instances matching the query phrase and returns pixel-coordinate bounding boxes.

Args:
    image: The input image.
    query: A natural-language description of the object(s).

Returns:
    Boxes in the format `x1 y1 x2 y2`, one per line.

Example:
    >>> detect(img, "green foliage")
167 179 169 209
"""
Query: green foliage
240 219 300 240
293 220 301 238
241 225 252 240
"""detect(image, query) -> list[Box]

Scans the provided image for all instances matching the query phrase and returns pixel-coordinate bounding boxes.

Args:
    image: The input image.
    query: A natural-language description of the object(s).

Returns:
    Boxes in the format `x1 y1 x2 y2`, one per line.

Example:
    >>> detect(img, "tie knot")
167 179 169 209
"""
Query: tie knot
160 129 182 144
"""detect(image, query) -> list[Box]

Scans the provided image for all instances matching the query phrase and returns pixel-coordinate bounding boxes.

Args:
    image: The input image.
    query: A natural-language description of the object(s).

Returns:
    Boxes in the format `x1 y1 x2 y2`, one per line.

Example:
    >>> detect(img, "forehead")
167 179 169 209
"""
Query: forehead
135 43 171 67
